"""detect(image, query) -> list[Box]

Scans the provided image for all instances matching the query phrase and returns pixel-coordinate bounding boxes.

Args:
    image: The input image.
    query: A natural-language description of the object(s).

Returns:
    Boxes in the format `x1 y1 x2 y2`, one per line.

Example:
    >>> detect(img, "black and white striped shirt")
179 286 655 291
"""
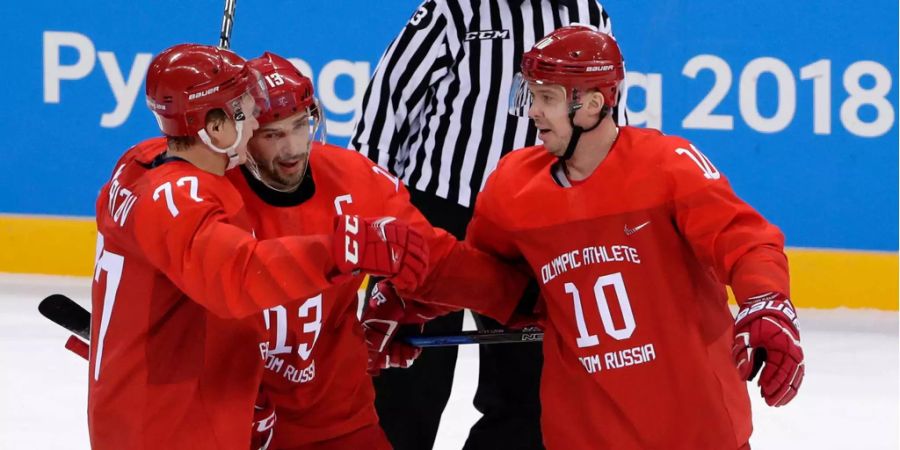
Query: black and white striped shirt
351 0 622 209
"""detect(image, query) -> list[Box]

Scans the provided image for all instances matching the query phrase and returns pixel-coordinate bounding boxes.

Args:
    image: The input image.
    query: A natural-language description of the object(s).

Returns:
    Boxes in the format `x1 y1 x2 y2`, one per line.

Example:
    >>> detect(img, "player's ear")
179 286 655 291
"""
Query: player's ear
587 90 605 115
204 108 228 135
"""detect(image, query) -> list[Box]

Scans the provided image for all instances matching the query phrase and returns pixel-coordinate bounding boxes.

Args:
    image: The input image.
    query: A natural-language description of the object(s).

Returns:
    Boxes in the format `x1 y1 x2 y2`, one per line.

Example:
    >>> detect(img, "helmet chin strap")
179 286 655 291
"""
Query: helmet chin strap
560 104 607 161
197 119 245 171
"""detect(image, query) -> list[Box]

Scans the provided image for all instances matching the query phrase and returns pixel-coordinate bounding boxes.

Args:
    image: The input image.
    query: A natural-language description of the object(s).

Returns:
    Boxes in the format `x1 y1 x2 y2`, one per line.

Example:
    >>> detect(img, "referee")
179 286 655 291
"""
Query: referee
351 1 625 448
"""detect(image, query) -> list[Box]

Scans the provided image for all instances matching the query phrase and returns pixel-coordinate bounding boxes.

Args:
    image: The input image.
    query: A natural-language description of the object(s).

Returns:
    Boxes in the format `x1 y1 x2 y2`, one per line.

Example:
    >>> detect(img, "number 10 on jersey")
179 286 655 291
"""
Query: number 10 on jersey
566 272 636 348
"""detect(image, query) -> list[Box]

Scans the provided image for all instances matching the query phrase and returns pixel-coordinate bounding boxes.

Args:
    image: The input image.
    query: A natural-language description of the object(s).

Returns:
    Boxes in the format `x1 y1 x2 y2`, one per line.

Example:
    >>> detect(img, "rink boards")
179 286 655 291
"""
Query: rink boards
1 214 895 310
1 0 896 309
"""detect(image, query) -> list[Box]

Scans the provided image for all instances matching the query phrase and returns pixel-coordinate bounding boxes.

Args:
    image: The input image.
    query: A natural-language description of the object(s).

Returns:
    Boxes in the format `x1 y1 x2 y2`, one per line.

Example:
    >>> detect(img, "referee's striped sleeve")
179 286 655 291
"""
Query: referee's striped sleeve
350 0 456 177
591 0 612 34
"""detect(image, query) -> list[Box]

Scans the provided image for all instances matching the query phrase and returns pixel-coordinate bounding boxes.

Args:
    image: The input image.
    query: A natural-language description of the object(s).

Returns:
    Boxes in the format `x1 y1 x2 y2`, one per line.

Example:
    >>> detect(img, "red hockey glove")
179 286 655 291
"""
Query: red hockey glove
251 390 276 450
362 281 448 375
332 215 428 291
65 335 89 360
732 292 804 407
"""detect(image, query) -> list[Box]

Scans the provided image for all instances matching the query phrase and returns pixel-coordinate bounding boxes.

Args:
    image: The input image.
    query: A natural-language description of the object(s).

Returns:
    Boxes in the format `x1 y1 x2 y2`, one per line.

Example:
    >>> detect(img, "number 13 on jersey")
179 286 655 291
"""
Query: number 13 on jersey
263 294 323 361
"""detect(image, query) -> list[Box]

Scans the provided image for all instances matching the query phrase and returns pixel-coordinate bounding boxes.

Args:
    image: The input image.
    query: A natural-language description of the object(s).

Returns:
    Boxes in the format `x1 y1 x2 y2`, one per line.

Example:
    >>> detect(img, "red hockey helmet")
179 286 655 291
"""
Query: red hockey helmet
510 25 624 115
145 43 269 137
243 51 326 190
247 52 317 124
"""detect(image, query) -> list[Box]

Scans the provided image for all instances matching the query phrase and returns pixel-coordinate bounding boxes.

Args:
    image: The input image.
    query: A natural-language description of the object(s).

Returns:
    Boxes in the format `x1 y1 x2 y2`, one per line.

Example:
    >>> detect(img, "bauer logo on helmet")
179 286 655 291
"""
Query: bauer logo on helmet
586 65 615 72
188 86 221 101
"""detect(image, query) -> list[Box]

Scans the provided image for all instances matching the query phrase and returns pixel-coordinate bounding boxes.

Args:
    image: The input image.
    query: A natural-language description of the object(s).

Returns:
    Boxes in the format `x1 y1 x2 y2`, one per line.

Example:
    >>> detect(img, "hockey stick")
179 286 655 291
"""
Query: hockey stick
36 0 238 349
38 294 90 341
38 294 91 360
39 3 240 359
401 327 544 347
218 0 237 49
38 294 543 349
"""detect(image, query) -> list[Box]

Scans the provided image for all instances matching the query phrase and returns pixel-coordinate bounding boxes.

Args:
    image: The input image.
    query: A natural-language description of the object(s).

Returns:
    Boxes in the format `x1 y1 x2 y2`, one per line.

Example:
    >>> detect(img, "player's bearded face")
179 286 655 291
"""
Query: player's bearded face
248 111 312 190
527 83 573 157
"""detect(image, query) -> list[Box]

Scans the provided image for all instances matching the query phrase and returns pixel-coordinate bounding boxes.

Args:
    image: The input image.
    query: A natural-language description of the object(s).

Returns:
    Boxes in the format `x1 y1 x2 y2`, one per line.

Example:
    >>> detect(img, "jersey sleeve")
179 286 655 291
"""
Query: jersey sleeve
667 142 790 302
450 163 533 321
465 181 522 263
366 159 528 322
349 0 457 172
132 173 338 319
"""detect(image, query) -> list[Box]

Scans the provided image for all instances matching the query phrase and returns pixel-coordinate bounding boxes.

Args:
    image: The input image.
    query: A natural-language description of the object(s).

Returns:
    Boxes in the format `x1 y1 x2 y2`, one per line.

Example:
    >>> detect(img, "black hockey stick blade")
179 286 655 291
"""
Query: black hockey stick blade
401 327 544 347
38 294 90 341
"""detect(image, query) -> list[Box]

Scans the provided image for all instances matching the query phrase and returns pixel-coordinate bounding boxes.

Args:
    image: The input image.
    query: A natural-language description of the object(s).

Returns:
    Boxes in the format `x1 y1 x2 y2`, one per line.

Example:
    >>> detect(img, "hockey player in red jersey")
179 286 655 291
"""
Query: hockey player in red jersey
225 52 531 450
368 26 805 449
90 44 430 450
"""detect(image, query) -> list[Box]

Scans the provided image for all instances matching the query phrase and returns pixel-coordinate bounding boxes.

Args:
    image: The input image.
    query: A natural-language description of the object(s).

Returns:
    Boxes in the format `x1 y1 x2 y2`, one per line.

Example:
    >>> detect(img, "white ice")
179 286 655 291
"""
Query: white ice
1 273 897 449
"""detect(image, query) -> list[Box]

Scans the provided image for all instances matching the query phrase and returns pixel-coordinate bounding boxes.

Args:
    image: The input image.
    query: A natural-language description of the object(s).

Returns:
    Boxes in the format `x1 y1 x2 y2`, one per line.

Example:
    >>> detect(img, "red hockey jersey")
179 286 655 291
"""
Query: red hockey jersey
465 127 790 449
90 138 346 449
227 142 527 448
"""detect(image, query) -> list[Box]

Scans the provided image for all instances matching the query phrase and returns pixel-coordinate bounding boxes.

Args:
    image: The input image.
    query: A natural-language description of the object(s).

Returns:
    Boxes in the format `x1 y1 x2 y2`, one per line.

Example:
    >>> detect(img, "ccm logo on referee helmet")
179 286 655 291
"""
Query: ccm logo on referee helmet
465 29 510 41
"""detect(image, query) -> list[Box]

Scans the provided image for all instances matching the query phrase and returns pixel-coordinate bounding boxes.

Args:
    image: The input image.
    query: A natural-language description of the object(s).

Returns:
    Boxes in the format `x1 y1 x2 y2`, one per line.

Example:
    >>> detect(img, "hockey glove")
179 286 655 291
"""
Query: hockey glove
65 335 89 360
362 281 448 375
732 292 804 407
251 389 276 450
332 215 428 291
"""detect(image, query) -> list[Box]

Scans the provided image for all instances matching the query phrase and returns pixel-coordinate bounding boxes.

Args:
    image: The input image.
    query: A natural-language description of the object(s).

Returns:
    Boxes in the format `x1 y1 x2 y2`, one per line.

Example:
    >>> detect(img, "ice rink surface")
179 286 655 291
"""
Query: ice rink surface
1 273 897 449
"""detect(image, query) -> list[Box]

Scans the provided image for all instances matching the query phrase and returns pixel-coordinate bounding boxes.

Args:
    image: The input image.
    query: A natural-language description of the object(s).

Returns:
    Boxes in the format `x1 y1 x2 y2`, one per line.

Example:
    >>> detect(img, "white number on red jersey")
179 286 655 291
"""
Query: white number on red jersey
372 165 400 192
264 294 324 361
675 144 720 180
565 272 636 348
153 176 203 218
296 295 323 361
93 233 125 381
